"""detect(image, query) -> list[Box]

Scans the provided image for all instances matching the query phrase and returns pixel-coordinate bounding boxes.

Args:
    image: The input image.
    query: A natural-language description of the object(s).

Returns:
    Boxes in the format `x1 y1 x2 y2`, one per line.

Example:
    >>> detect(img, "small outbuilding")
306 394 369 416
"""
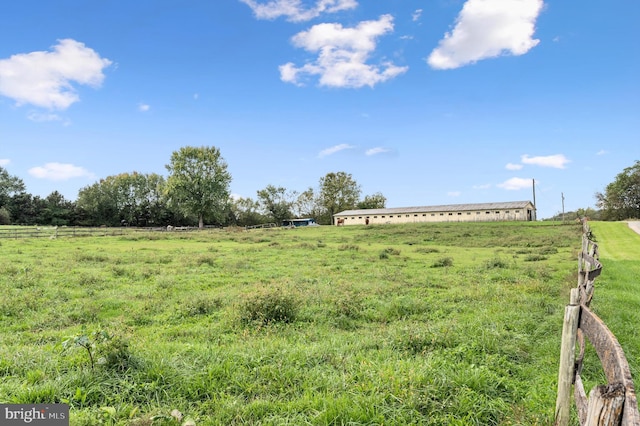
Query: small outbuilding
281 218 318 227
334 201 536 226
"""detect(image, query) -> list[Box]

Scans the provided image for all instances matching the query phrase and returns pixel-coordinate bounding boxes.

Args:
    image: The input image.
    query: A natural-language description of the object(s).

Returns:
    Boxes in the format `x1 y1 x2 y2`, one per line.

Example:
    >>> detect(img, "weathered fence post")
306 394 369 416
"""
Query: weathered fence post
555 288 581 426
585 383 625 425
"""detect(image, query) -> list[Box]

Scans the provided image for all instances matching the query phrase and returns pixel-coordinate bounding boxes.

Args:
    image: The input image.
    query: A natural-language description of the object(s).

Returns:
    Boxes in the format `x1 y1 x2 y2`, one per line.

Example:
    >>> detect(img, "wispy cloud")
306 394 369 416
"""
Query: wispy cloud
427 0 543 70
521 154 570 169
318 143 354 158
280 14 408 88
138 103 150 112
365 147 390 156
447 191 461 197
473 183 491 190
0 39 112 110
596 150 607 156
0 159 10 167
28 162 95 181
506 163 523 170
240 0 358 22
412 9 423 22
497 177 533 190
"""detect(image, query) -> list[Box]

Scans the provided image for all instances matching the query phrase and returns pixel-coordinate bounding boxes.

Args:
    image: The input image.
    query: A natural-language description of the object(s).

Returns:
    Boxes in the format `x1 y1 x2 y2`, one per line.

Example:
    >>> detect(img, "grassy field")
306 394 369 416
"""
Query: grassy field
582 222 640 385
0 220 633 425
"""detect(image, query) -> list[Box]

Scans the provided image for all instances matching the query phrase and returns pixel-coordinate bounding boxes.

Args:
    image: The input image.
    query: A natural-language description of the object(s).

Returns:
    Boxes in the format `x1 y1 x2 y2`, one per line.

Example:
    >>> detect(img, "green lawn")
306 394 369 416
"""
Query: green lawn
584 221 640 382
0 221 628 425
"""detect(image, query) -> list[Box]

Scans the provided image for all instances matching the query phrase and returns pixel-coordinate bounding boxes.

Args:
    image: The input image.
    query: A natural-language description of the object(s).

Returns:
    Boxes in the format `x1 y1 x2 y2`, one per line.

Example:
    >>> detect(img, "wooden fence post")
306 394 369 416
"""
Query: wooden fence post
555 288 581 426
585 383 625 425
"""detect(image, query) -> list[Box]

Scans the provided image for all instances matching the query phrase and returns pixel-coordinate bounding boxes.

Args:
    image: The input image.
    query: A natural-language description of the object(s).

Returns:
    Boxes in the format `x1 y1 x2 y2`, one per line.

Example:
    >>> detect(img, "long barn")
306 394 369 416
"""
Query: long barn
334 201 536 226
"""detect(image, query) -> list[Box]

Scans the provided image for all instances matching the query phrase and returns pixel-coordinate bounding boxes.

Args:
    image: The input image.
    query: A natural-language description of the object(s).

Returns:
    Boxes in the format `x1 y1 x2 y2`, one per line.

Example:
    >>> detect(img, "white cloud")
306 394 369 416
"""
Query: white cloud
412 9 423 22
506 162 523 170
447 191 461 197
521 154 570 169
27 111 63 122
0 159 9 166
596 150 607 156
28 162 94 181
427 0 543 70
473 183 491 189
365 147 390 156
280 14 408 88
0 39 112 110
497 177 533 190
138 103 150 112
240 0 358 22
318 143 354 158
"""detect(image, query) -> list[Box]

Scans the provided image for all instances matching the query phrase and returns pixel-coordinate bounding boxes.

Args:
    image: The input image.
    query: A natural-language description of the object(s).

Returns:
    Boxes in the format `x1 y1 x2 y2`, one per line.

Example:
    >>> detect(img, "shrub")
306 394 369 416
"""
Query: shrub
0 207 10 225
239 288 299 325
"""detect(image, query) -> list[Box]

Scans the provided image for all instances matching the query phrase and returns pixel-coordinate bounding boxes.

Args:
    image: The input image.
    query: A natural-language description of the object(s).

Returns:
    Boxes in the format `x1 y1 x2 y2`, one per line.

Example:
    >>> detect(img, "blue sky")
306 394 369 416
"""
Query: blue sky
1 0 638 219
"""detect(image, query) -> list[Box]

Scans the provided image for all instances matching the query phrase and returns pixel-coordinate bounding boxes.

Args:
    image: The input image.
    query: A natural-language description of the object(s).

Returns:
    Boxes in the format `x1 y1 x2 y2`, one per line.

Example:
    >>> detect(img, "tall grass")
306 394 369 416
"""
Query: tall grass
0 221 605 424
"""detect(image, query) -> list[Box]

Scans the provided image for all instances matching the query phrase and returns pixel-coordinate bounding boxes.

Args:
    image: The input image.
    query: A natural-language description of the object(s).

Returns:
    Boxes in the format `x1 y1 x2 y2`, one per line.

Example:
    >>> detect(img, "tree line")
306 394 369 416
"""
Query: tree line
0 146 386 228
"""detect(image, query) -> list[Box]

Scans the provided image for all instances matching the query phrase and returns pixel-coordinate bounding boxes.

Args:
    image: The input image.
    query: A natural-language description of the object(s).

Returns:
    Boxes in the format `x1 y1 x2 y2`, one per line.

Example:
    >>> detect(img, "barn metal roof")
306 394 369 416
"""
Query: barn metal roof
334 201 534 216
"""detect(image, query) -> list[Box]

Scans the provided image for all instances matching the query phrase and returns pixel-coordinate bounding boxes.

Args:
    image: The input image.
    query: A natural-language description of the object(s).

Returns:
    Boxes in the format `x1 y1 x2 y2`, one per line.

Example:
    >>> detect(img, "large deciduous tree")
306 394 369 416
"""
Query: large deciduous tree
229 196 266 227
319 172 361 223
0 166 26 209
77 172 170 226
165 146 232 228
596 160 640 220
295 187 322 219
256 185 297 224
357 192 387 210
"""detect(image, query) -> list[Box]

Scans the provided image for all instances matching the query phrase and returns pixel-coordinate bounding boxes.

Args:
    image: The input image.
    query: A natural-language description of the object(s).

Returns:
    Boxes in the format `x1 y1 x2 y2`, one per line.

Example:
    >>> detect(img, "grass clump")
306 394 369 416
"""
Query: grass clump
238 287 300 325
415 247 440 254
524 254 548 262
483 257 510 269
431 257 454 268
183 296 223 317
379 247 401 259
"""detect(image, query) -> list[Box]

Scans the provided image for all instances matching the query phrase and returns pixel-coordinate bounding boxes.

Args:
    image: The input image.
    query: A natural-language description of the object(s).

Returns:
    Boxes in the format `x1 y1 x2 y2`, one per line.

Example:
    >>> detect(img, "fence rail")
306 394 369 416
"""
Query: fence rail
555 221 640 425
0 227 129 239
0 225 212 239
245 223 278 230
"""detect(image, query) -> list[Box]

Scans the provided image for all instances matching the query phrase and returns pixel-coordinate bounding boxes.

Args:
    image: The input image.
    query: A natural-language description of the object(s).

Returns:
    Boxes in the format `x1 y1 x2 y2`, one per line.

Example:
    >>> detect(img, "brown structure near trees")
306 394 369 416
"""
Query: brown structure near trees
333 201 536 226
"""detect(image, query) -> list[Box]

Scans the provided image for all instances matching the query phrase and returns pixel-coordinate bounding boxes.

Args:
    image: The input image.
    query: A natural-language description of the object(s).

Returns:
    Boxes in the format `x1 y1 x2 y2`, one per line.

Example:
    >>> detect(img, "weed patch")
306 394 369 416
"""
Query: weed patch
238 287 300 325
483 257 510 269
431 257 454 268
415 247 441 254
524 254 548 262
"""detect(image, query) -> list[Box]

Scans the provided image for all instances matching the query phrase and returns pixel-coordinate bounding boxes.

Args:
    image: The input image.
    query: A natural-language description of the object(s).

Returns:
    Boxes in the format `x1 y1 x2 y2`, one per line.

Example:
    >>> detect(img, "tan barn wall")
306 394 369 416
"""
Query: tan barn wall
335 207 533 226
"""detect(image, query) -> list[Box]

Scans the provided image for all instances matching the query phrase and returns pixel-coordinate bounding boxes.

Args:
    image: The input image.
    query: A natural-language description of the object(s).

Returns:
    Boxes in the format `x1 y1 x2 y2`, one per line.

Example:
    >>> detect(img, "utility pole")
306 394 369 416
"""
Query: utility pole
561 192 565 223
532 179 537 221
